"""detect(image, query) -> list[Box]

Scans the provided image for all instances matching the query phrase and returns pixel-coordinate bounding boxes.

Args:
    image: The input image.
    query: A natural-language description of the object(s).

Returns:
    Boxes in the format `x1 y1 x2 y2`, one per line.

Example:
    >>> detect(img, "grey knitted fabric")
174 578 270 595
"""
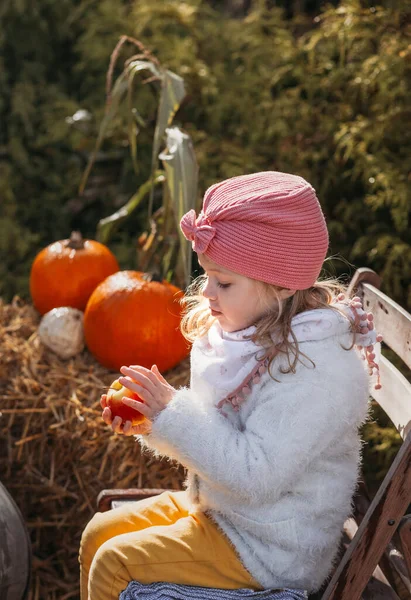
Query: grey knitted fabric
119 582 308 600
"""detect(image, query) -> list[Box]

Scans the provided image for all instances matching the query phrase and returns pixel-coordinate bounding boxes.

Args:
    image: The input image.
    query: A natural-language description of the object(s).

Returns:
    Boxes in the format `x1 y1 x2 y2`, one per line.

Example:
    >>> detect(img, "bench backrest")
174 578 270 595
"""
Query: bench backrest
321 268 411 600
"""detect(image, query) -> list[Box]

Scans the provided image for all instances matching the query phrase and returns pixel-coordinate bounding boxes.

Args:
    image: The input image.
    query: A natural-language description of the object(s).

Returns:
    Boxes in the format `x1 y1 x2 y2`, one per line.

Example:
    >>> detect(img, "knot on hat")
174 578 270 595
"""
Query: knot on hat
180 209 216 254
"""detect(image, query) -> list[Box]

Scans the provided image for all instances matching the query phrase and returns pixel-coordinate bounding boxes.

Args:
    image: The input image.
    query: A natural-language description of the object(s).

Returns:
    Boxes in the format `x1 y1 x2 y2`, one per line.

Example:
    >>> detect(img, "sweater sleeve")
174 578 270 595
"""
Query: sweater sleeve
138 376 368 499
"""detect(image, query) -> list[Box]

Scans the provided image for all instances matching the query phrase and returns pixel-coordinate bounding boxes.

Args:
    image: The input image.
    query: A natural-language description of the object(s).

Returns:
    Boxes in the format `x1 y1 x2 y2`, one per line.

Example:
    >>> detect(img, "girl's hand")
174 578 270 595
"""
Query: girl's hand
118 364 176 421
100 394 152 436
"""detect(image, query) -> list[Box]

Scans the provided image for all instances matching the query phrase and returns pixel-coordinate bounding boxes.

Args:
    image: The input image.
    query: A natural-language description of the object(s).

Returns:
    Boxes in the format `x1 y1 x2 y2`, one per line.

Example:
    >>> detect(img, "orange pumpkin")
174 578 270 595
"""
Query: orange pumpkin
30 231 119 315
84 270 190 372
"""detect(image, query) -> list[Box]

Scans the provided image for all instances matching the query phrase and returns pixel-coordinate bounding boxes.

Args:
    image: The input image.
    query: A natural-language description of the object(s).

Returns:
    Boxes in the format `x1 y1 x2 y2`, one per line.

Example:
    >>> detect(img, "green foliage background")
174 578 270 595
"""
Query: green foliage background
1 0 410 307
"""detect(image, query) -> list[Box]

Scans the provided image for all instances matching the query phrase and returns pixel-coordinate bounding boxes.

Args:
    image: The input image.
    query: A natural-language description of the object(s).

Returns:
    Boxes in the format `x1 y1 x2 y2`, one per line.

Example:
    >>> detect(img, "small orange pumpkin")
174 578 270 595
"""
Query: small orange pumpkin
84 270 190 372
30 231 119 315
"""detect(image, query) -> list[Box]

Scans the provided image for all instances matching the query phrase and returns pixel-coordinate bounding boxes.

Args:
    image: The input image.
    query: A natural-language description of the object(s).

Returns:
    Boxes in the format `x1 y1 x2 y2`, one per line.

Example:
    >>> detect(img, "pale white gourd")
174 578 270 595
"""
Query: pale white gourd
38 307 84 359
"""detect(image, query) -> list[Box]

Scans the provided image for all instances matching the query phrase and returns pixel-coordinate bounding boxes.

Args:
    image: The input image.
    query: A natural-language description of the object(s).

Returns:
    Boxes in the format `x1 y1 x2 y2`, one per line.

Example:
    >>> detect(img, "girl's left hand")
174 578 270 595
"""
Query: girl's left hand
118 364 176 421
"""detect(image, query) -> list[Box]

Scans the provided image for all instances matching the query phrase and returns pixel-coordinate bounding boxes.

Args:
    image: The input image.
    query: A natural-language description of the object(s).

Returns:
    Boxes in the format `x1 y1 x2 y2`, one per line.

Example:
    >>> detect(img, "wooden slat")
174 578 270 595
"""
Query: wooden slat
353 483 411 598
343 518 401 600
321 433 411 600
347 267 382 295
398 516 411 579
359 284 411 371
371 356 411 439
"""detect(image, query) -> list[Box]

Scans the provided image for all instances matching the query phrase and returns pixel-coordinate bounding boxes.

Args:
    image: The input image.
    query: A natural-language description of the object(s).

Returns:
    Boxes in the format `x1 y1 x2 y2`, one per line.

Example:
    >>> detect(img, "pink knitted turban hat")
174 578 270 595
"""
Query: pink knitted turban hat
180 171 329 290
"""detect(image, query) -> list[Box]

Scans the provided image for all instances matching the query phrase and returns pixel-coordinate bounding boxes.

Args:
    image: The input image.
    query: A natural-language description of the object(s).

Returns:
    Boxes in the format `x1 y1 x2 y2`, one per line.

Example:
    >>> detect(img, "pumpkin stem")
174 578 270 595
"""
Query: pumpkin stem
67 231 85 250
142 272 163 283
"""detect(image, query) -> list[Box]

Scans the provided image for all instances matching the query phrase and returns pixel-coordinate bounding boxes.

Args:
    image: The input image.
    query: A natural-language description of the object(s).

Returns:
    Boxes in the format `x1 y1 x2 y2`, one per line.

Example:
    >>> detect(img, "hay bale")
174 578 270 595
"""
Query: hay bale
0 297 188 600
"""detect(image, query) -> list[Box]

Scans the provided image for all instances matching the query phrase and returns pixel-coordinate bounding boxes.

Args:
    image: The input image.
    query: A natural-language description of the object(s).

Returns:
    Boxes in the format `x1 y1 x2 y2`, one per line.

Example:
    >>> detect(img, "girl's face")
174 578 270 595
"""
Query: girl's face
198 254 293 333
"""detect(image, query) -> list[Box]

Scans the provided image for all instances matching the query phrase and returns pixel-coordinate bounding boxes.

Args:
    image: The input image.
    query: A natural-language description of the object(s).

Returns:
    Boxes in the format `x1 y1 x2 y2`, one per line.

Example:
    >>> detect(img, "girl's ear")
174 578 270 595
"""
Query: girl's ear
278 288 296 300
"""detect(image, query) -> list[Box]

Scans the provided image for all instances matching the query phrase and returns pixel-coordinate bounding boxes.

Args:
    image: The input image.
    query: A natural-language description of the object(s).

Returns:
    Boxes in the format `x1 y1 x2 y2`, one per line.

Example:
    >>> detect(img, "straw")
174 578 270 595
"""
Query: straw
0 297 189 599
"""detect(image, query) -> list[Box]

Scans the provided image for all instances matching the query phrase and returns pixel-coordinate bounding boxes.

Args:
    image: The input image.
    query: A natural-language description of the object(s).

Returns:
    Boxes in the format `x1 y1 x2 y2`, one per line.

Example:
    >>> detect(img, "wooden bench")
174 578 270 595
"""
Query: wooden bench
97 268 411 600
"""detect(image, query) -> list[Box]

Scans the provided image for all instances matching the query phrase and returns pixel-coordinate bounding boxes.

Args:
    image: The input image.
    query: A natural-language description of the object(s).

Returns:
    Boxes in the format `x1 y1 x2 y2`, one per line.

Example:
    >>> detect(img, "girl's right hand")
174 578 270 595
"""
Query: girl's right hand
100 394 152 436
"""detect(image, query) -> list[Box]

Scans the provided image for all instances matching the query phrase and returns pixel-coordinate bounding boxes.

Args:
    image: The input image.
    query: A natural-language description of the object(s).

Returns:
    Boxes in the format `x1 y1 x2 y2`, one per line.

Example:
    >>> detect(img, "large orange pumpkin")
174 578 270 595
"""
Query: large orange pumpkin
30 231 119 315
84 270 190 372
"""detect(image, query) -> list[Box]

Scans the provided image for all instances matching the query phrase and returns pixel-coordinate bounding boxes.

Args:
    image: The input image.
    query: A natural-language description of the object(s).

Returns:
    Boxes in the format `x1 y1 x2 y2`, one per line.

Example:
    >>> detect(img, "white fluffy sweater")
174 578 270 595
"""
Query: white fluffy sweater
138 307 373 592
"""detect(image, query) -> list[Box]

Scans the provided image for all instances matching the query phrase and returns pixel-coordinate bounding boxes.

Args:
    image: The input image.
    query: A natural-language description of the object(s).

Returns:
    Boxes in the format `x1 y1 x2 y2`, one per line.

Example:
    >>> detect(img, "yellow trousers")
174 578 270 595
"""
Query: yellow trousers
79 490 262 600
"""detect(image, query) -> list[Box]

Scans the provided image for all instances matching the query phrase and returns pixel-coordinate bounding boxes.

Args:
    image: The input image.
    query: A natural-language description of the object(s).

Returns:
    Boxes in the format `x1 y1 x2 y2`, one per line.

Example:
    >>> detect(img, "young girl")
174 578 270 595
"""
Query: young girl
79 171 381 600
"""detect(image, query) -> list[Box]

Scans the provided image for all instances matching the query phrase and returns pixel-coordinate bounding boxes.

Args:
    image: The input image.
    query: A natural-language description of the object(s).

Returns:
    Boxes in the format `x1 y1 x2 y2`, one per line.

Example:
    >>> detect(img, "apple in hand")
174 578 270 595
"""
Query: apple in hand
106 378 145 426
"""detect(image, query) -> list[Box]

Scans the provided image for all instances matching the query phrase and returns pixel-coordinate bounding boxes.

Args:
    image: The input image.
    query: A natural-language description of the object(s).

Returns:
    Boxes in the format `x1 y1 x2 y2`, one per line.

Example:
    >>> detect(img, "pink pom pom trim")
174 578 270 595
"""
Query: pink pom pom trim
338 293 382 391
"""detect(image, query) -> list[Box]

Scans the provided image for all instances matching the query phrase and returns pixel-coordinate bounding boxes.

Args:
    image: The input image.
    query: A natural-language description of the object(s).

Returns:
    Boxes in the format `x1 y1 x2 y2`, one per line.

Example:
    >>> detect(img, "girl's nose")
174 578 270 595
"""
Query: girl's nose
203 279 217 300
